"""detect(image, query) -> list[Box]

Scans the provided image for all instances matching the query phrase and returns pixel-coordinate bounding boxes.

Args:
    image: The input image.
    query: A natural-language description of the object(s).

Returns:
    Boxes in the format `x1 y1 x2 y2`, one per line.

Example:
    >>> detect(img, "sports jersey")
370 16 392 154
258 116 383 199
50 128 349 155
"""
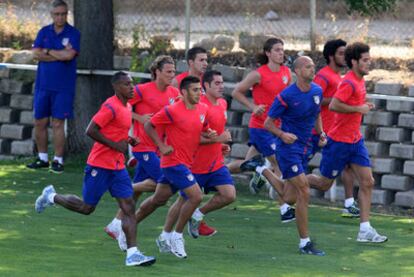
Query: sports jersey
129 82 179 152
268 82 323 153
328 70 366 143
150 100 210 168
191 95 227 174
87 95 132 170
175 71 204 93
313 66 342 133
249 64 291 129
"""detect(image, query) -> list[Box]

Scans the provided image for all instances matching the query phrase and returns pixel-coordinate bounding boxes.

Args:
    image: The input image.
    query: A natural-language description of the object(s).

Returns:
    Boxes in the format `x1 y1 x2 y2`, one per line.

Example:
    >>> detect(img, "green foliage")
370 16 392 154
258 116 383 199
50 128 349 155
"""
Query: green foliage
345 0 397 16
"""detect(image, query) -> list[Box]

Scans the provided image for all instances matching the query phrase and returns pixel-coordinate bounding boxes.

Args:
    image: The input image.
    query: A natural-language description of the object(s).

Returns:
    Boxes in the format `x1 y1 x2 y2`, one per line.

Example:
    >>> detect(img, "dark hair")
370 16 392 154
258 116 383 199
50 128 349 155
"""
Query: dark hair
149 55 175 80
187 47 207 62
202 70 222 91
322 39 347 64
180 76 200 92
111 71 130 84
345 42 370 68
256 37 284 65
52 0 68 9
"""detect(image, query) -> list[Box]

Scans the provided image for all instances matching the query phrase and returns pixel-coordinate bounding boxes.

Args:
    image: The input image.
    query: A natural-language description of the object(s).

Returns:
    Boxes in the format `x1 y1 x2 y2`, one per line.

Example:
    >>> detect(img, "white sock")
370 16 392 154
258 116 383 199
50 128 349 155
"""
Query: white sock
280 203 291 215
172 231 183 239
53 156 63 164
299 237 311 248
192 208 204 221
161 230 172 239
126 246 138 257
38 152 48 162
255 165 268 175
360 221 371 231
48 192 56 204
344 197 355 208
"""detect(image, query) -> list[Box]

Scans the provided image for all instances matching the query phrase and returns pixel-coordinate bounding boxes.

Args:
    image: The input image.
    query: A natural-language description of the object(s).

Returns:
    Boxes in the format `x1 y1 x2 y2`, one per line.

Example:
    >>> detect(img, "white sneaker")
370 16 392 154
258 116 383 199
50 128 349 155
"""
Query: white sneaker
117 230 127 251
35 185 56 213
170 236 187 259
357 227 388 243
125 251 156 266
156 235 171 253
104 223 121 240
187 217 201 238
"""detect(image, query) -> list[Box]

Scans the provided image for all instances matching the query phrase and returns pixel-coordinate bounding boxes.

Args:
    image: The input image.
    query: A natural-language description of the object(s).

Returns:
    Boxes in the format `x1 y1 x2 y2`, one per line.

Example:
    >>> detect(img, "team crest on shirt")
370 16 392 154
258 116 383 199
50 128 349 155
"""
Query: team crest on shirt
143 154 149 161
332 170 338 177
224 110 228 120
168 97 175 105
313 95 321 105
91 169 98 177
291 165 298 173
270 143 276 150
62 37 69 46
282 75 289 85
187 174 195 181
200 114 206 123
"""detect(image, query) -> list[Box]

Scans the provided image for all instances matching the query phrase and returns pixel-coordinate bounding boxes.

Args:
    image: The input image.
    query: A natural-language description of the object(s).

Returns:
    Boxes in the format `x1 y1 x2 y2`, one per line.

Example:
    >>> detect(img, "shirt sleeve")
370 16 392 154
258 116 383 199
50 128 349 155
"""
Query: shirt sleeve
32 29 44 49
150 106 174 127
268 93 288 119
92 103 116 128
313 74 329 93
129 85 143 105
334 80 354 103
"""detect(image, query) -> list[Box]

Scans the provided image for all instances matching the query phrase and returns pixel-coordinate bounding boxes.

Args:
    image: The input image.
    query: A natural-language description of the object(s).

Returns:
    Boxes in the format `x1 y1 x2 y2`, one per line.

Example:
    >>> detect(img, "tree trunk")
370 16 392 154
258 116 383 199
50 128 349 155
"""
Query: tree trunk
67 0 114 153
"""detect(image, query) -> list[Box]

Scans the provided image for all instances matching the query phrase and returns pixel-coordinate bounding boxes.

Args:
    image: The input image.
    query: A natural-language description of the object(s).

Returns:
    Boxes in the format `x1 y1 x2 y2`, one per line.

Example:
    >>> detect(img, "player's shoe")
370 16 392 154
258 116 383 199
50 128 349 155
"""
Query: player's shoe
117 230 128 252
156 235 171 253
35 185 56 213
126 157 138 168
281 207 296 223
240 154 265 172
199 221 217 237
50 160 64 174
104 224 121 240
170 236 187 259
188 217 201 238
357 227 388 243
27 158 49 170
342 201 360 218
299 241 325 256
249 172 267 194
125 251 156 266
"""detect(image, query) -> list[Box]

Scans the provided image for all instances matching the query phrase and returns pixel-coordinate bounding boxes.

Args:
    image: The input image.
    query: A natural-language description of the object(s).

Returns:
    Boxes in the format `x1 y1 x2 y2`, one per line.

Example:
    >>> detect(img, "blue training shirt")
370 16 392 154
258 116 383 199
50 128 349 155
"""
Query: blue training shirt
33 23 80 92
268 82 323 153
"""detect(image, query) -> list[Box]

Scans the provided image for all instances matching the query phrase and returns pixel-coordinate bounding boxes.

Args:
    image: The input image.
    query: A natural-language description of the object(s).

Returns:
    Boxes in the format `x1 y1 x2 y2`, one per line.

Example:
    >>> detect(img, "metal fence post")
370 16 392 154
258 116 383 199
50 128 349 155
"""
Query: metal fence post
310 0 316 52
185 0 191 57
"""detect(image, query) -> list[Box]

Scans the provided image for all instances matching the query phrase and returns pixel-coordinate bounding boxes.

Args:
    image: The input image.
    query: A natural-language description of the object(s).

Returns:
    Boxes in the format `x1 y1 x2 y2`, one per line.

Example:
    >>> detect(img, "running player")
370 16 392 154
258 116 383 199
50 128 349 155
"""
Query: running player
34 72 156 266
172 46 208 89
307 42 388 243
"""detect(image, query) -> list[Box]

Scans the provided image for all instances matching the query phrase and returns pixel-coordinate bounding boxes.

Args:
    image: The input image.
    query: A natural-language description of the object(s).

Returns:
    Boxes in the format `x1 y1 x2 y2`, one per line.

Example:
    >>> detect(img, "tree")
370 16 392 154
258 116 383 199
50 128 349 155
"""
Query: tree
345 0 397 16
67 0 114 153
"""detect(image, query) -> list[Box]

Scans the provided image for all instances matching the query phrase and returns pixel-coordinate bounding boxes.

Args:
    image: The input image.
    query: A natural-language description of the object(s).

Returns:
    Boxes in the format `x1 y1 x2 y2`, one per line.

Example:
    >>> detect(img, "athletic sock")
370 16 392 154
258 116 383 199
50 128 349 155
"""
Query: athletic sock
127 247 138 257
360 221 371 231
38 152 48 162
192 208 204 221
255 165 268 175
172 231 183 239
280 203 291 215
53 156 63 164
344 197 355 208
161 230 172 240
299 237 311 248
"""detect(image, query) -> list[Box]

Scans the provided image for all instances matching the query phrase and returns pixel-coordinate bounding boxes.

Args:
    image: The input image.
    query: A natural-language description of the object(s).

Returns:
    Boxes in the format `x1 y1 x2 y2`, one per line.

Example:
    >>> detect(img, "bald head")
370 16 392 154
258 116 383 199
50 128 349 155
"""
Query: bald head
293 56 315 84
292 56 313 72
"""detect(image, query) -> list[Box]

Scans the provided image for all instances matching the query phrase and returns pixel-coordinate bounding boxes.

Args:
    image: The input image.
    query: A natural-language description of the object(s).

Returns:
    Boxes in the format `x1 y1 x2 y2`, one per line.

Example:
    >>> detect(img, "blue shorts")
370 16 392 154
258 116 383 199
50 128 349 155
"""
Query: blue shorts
82 165 133 206
132 151 162 183
158 164 197 194
34 88 75 119
276 149 309 179
194 166 234 194
320 138 371 179
305 134 321 161
248 128 277 158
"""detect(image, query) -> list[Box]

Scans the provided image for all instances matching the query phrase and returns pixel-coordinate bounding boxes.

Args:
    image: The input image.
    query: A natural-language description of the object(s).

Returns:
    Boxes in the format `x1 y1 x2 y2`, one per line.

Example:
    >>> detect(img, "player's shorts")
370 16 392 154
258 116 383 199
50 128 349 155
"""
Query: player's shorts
276 149 309 179
248 128 277 157
158 164 197 194
132 151 162 183
82 165 133 206
305 133 321 161
320 137 371 179
194 166 234 194
34 88 75 119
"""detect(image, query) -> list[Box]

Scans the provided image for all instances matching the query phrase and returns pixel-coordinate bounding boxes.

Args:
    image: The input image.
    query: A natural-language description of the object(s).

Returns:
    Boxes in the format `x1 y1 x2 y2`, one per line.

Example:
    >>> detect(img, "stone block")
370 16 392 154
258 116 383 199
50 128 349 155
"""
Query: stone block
403 161 414 176
8 80 32 94
0 93 10 106
212 64 242 82
242 113 251 126
230 99 251 112
371 158 402 174
381 175 413 191
0 68 10 78
223 86 234 97
374 81 402 96
369 98 386 109
371 189 394 205
386 100 414 113
230 143 249 159
363 111 396 126
398 114 414 129
0 124 32 140
113 55 132 70
412 131 414 144
0 108 19 123
389 144 414 160
0 138 11 154
324 184 346 201
19 111 34 125
0 79 9 93
10 94 33 110
228 127 249 143
395 190 414 207
226 111 242 125
408 85 414 97
308 152 322 167
231 173 252 187
364 141 388 156
376 127 410 143
11 139 34 156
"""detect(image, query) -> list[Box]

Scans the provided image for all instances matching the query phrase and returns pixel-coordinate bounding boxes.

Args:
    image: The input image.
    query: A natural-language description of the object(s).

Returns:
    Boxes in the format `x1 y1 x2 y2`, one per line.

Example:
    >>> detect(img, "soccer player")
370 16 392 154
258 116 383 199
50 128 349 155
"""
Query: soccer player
227 37 295 222
155 70 235 252
172 46 208 89
307 42 388 243
263 56 326 255
104 55 179 244
27 0 80 173
134 76 215 259
34 72 156 266
307 39 360 218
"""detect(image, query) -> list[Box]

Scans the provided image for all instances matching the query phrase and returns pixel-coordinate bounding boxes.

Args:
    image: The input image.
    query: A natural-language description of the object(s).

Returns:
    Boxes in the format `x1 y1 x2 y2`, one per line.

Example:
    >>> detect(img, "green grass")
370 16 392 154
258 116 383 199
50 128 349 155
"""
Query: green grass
0 158 413 276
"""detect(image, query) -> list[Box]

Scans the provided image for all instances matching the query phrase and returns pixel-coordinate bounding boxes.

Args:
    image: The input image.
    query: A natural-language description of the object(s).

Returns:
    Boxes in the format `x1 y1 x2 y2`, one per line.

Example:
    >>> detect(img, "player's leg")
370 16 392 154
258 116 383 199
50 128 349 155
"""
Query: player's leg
227 145 259 173
50 117 65 173
341 166 360 218
135 183 173 224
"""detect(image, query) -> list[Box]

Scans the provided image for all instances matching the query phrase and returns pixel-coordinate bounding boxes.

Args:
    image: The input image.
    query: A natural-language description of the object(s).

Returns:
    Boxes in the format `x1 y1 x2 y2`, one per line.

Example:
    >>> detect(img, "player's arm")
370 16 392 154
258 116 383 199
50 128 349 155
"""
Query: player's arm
231 71 265 115
329 98 374 114
32 48 58 62
48 47 77 61
200 129 232 144
86 121 128 153
314 114 327 147
314 74 331 106
144 121 173 155
264 117 297 144
132 112 153 124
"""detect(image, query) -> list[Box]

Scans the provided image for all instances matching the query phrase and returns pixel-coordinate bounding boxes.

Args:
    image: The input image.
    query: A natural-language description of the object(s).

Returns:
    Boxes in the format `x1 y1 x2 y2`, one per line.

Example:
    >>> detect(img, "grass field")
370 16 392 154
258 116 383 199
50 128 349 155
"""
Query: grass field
0 158 413 277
